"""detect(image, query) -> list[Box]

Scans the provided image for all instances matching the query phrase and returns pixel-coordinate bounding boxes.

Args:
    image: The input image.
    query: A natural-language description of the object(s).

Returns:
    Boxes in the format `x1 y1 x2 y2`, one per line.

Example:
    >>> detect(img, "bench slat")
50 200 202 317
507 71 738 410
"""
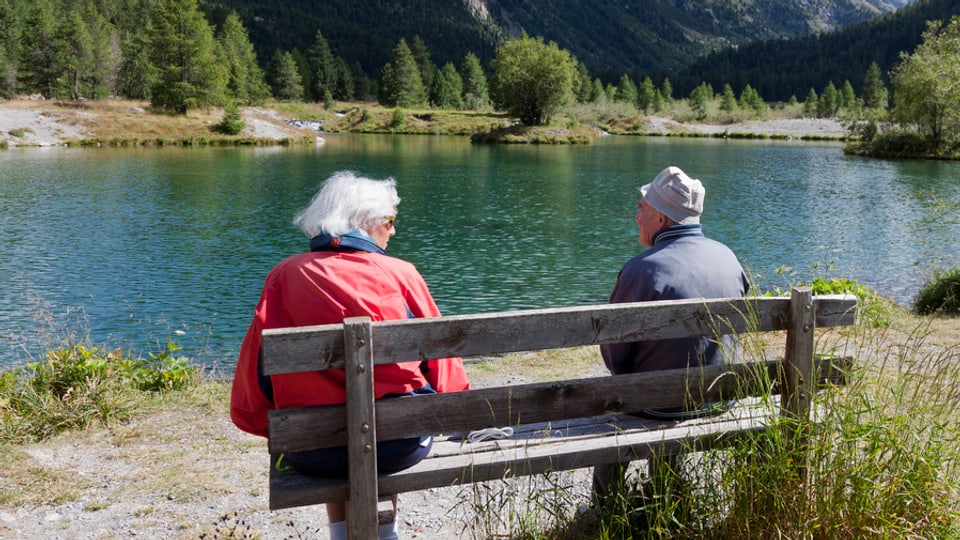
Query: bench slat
270 405 775 510
261 295 857 375
267 356 852 454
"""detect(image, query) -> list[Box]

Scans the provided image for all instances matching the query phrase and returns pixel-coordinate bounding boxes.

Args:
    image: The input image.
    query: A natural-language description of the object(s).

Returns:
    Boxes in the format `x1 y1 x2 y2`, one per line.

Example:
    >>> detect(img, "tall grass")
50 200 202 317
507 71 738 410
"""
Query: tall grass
0 341 200 444
454 307 960 539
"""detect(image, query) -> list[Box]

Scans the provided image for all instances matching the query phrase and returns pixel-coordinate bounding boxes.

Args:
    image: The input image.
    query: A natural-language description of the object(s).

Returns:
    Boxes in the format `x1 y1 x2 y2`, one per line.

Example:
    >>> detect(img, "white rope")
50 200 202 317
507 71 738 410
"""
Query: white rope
466 426 515 443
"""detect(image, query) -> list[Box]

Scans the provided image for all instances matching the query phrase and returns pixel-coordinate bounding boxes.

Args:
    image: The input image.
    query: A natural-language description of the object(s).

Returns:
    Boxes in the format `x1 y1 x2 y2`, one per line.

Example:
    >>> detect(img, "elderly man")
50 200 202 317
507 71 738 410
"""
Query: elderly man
593 165 749 500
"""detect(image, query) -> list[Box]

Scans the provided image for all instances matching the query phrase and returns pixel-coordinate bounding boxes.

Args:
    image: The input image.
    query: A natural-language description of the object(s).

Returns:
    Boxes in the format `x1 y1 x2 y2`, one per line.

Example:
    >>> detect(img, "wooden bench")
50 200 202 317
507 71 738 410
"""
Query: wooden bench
262 287 857 538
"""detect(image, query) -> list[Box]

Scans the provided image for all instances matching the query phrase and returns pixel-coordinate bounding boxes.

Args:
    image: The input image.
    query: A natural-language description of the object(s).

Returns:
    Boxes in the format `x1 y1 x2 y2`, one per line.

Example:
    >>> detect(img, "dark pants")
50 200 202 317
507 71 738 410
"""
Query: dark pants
284 435 432 477
285 384 437 478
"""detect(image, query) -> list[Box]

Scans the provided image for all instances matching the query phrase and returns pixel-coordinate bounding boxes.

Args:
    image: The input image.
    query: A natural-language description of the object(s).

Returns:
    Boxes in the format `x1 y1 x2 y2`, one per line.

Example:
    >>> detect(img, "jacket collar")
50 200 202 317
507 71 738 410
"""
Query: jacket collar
652 224 703 245
309 229 386 255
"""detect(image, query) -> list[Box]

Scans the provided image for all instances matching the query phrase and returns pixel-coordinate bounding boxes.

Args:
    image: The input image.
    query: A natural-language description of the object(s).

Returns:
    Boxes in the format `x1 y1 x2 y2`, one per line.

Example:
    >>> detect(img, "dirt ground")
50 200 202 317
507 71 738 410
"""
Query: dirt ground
0 359 608 540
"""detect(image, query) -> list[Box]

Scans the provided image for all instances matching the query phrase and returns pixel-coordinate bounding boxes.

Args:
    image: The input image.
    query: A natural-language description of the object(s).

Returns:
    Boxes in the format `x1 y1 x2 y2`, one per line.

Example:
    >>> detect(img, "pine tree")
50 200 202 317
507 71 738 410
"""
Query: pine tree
308 30 335 103
0 0 19 98
804 88 819 117
615 74 637 105
739 84 765 115
333 57 354 101
18 3 58 97
379 38 426 108
862 61 887 110
638 77 656 113
117 31 152 99
460 52 489 110
147 0 226 114
817 81 839 118
660 78 674 105
840 80 857 112
409 35 435 91
218 12 269 104
268 50 303 101
720 83 737 113
429 62 462 109
689 82 713 120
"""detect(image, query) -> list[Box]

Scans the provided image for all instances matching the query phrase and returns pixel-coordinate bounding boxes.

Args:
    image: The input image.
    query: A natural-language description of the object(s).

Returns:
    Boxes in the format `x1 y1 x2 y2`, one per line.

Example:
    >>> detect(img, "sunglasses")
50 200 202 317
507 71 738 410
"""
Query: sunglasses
383 215 396 228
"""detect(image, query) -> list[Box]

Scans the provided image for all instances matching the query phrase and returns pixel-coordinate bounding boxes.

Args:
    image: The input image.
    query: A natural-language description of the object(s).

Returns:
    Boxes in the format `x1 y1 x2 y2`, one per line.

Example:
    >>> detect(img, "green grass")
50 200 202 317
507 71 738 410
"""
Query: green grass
915 267 960 315
0 341 200 444
450 300 960 539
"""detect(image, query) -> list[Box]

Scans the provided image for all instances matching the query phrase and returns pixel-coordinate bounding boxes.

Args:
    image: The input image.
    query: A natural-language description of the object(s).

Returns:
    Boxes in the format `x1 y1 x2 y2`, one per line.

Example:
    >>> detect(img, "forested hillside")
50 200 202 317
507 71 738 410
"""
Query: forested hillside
673 0 960 100
204 0 910 82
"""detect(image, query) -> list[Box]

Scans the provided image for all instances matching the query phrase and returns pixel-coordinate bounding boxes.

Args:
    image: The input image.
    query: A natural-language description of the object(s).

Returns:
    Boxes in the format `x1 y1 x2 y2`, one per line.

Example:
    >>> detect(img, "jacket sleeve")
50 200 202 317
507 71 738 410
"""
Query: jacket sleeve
399 264 471 393
229 308 272 437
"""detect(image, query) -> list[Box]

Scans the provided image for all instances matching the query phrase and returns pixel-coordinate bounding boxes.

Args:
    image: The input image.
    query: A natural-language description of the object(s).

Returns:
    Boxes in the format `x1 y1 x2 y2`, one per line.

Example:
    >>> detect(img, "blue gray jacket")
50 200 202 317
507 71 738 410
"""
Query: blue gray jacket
601 224 750 375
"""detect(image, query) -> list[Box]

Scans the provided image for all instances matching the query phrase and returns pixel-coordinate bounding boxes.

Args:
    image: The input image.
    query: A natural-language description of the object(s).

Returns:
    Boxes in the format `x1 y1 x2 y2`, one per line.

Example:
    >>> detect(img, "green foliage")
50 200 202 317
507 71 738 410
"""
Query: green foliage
739 84 765 115
267 50 303 101
147 0 227 114
217 12 269 105
429 62 463 109
914 267 960 315
765 263 892 327
213 102 246 135
688 81 713 120
460 52 489 110
0 341 199 443
390 107 405 130
378 38 426 108
491 34 577 126
719 83 737 113
862 61 888 110
892 16 960 152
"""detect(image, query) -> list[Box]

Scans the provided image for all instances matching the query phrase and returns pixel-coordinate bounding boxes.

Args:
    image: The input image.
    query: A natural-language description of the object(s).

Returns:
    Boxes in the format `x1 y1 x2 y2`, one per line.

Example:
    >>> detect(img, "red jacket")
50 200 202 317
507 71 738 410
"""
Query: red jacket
230 248 471 437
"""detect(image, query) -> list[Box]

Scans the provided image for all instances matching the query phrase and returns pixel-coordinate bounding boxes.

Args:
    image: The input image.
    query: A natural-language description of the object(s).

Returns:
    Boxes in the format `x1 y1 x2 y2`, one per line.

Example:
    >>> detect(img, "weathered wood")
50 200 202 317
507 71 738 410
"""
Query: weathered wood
781 288 816 421
268 356 854 454
270 405 774 510
342 318 378 540
261 295 857 375
263 289 859 525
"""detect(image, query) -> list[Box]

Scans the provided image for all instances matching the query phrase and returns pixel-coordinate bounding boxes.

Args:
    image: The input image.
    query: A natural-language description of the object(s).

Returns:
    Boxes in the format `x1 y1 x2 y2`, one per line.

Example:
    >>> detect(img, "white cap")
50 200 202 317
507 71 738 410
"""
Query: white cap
640 166 705 225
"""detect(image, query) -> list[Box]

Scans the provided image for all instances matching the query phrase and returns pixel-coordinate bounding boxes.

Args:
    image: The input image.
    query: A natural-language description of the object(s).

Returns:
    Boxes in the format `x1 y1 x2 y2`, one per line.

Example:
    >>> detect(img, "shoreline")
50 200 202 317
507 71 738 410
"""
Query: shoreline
0 99 849 148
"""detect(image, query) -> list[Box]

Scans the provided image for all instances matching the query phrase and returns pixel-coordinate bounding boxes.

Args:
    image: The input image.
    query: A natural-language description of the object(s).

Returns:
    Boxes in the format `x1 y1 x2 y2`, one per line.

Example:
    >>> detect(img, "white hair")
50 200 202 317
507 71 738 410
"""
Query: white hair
293 171 400 238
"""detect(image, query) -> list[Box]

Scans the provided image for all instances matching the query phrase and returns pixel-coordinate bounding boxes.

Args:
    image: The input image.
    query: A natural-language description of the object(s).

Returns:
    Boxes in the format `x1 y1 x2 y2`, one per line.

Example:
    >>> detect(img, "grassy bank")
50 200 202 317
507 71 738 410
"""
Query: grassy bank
0 97 850 148
1 297 958 538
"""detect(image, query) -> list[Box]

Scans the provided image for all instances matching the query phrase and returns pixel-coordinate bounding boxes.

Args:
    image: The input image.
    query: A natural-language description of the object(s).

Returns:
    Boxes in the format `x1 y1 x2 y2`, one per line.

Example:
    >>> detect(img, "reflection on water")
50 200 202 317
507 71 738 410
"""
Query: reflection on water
1 136 958 371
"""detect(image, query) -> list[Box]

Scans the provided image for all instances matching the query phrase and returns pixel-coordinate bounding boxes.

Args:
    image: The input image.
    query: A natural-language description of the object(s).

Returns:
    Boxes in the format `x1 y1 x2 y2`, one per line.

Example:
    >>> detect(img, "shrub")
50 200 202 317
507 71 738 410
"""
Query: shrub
0 342 199 443
213 103 246 135
390 108 405 130
764 264 892 327
914 267 960 315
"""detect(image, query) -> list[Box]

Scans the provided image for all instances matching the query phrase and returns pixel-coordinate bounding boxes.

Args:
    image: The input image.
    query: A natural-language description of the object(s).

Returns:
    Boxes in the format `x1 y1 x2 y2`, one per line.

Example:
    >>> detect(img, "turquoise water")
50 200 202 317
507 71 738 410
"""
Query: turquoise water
2 135 958 370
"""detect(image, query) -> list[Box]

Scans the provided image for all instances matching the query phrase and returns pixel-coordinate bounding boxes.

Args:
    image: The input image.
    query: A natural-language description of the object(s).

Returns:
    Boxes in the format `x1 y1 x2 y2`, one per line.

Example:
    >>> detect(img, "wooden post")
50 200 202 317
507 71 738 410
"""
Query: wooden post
343 317 378 540
780 286 815 484
781 287 815 421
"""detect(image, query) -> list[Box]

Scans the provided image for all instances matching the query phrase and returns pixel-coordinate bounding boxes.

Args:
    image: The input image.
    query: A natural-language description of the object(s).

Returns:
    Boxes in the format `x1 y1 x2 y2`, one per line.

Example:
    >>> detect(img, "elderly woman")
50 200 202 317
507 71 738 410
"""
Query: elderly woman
230 171 470 540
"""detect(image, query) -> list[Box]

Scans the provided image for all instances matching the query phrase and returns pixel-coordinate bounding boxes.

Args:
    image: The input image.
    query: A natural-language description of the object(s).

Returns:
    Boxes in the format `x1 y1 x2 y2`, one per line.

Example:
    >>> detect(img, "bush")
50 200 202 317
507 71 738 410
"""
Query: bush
764 264 892 327
390 108 406 130
213 103 246 135
914 268 960 315
0 342 199 443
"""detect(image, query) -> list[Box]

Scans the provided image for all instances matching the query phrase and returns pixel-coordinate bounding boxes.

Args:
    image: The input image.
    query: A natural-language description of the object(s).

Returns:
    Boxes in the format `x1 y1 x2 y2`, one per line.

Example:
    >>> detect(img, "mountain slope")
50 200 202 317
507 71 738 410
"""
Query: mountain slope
673 0 960 100
205 0 910 82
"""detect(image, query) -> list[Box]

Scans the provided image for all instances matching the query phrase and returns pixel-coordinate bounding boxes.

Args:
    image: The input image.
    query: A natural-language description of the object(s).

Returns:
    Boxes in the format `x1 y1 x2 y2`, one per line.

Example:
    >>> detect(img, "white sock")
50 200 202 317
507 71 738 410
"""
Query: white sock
328 520 347 540
378 520 399 540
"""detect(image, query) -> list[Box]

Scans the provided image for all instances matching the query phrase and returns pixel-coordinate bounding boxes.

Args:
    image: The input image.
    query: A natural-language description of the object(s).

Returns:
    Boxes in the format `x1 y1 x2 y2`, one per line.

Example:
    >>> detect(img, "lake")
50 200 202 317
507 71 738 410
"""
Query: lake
2 134 958 371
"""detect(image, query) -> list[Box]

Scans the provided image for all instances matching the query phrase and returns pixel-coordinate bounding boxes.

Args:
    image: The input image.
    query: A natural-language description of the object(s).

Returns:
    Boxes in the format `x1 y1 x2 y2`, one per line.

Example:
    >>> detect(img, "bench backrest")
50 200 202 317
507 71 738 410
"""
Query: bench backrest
262 287 857 536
